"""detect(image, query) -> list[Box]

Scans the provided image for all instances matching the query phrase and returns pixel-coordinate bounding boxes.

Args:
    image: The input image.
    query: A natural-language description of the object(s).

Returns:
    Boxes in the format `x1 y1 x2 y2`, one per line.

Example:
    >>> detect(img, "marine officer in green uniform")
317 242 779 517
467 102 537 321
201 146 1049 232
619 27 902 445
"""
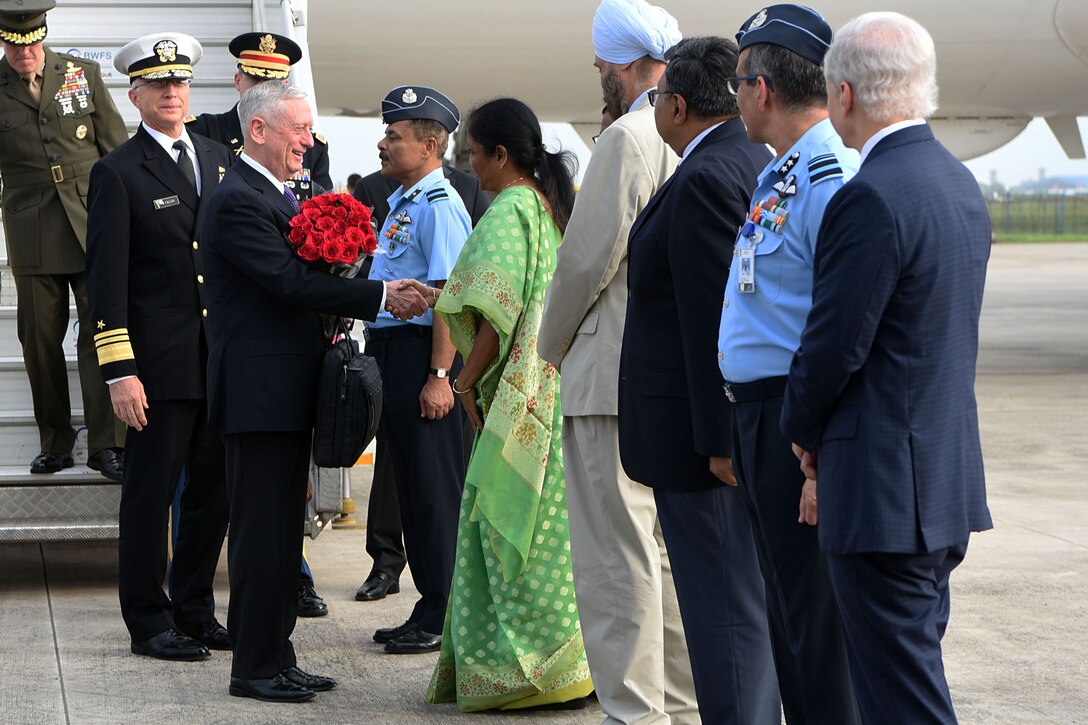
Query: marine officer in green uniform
185 32 331 202
0 0 126 479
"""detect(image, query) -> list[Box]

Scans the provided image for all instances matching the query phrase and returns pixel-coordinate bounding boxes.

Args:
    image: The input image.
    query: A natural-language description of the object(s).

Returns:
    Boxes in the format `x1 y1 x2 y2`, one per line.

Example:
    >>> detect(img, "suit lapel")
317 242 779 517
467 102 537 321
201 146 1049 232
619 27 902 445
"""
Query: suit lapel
237 160 295 223
137 126 199 212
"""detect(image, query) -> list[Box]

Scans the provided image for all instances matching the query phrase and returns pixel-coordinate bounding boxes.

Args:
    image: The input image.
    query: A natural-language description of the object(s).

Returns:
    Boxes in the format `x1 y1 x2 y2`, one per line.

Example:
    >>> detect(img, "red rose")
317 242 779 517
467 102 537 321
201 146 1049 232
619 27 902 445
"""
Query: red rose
302 205 321 219
315 216 334 231
344 226 365 246
330 205 348 220
310 231 325 247
288 227 306 246
297 242 320 261
289 215 307 229
338 243 359 265
333 220 348 235
322 239 345 264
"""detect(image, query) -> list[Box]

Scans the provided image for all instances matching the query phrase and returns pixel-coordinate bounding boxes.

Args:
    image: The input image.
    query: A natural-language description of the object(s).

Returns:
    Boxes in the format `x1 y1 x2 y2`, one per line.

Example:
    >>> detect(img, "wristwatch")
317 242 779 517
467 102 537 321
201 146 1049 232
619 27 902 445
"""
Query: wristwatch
429 367 449 379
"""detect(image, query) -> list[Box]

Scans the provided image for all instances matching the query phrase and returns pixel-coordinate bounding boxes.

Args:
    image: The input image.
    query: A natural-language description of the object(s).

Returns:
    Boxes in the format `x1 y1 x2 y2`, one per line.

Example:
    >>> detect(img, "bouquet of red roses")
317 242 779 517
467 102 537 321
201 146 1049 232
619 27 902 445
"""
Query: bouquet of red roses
287 193 377 275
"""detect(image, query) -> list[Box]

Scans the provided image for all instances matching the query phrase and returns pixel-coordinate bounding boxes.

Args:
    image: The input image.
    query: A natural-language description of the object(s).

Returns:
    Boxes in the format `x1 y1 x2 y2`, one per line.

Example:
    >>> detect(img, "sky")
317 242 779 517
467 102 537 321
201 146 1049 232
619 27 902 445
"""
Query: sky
315 116 1088 193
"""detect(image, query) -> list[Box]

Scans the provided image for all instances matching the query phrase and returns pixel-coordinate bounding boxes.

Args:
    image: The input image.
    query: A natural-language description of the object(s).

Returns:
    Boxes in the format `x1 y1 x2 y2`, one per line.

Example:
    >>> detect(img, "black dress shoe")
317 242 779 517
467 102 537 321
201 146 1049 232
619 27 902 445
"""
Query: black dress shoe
281 666 337 692
179 619 232 650
355 571 400 601
229 673 315 703
87 448 123 482
131 629 210 661
373 620 417 644
30 452 74 475
385 628 442 654
297 580 328 618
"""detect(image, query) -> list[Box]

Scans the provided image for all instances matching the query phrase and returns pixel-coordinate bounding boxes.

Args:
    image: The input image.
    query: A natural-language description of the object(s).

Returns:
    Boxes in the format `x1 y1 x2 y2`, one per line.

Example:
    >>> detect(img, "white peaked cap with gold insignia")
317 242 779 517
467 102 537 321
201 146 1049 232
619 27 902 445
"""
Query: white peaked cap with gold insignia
114 32 203 83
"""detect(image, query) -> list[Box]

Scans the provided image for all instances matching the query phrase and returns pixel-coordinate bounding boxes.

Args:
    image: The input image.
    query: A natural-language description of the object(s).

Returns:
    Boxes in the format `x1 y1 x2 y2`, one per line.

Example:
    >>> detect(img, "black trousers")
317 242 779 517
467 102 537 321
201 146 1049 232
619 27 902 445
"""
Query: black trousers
827 543 967 725
365 408 475 581
15 272 122 456
224 430 311 680
364 433 407 579
367 325 464 633
731 387 860 725
654 484 781 725
118 398 227 641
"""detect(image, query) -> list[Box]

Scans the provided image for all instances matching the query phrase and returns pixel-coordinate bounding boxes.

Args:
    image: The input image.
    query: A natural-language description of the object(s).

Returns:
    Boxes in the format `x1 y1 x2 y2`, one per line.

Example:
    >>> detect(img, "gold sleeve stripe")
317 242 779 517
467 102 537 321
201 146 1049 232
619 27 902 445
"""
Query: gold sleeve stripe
96 340 135 366
94 328 130 344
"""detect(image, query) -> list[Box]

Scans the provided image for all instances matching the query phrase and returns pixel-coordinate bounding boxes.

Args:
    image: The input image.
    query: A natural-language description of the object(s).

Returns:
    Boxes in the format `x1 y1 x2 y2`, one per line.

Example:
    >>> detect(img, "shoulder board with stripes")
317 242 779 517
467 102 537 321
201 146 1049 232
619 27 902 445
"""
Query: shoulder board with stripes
808 153 844 185
426 189 449 203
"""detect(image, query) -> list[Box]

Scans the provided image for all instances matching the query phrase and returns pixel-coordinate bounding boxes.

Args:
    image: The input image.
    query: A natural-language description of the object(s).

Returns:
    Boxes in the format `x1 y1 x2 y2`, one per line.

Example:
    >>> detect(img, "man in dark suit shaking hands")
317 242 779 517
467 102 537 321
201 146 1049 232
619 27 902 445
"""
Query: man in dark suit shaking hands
617 36 779 724
202 81 429 703
781 12 993 724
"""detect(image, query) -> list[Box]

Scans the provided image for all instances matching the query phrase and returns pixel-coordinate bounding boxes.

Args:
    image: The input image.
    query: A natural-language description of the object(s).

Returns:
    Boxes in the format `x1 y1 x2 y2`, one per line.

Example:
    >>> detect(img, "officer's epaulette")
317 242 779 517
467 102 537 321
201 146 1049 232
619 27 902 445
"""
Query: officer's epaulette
183 115 197 123
808 153 844 185
426 188 449 203
94 325 135 366
314 131 328 145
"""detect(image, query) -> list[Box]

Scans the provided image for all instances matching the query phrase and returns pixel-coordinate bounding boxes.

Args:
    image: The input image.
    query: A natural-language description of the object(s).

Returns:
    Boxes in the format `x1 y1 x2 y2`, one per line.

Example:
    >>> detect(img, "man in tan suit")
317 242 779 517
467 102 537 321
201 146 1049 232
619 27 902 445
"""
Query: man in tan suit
0 0 127 478
537 1 695 722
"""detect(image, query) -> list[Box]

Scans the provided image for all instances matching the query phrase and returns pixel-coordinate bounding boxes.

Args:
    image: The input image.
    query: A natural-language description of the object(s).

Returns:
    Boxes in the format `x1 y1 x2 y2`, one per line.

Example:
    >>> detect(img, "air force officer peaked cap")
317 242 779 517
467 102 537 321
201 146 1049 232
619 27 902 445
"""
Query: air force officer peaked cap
736 4 832 65
381 86 460 133
230 32 302 80
0 0 54 46
115 32 203 82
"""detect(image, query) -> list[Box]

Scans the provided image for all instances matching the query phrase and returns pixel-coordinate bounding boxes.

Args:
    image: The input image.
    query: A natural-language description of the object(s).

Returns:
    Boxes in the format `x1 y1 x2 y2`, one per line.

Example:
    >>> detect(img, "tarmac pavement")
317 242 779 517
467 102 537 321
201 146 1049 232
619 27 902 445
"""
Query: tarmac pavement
0 242 1086 724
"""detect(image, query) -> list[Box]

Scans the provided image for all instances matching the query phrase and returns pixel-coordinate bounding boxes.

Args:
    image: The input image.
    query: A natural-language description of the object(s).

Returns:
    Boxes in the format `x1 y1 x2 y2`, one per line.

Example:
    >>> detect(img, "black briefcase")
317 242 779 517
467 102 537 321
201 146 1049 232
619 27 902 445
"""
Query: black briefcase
312 318 382 468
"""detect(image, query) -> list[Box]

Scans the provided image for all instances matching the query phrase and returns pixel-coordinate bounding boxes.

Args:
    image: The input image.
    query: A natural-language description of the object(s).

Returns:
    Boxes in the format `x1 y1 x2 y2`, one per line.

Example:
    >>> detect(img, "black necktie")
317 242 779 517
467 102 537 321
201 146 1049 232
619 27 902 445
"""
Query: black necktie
284 186 301 214
173 140 197 192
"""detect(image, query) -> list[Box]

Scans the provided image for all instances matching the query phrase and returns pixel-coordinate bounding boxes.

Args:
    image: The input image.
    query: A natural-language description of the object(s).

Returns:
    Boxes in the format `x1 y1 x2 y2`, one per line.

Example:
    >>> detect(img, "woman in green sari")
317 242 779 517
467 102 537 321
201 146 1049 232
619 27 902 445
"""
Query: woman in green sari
425 98 593 711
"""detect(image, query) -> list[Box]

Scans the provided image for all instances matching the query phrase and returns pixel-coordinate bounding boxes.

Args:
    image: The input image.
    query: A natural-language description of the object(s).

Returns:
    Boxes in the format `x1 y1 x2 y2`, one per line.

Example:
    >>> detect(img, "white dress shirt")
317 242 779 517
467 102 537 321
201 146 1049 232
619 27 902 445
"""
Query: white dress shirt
860 118 926 165
142 123 201 195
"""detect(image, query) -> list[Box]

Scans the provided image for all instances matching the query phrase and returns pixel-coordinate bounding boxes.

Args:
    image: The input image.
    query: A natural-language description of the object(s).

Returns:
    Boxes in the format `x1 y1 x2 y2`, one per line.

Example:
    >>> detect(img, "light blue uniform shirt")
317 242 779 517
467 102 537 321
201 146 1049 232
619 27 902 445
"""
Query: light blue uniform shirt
718 119 859 383
368 167 471 328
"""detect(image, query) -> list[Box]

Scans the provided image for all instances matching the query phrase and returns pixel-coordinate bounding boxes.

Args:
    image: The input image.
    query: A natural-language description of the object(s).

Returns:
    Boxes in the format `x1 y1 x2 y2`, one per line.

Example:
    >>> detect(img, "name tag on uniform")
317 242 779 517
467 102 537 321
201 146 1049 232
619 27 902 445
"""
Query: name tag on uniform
738 247 756 293
153 195 180 210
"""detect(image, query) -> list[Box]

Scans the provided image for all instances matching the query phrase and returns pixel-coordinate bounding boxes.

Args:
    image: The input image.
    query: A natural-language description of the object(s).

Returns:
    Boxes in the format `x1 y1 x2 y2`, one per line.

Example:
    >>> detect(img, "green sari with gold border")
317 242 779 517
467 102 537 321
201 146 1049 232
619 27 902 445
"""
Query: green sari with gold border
425 186 593 711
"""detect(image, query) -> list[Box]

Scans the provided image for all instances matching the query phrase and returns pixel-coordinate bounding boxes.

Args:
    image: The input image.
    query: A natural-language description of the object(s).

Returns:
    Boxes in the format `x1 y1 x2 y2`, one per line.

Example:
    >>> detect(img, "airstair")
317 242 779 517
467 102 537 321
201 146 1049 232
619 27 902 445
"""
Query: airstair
0 0 343 542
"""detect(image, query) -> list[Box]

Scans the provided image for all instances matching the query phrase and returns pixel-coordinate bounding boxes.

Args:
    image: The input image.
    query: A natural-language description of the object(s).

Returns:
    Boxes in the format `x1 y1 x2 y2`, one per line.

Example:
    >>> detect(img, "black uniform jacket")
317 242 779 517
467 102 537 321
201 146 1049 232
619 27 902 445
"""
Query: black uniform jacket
201 160 386 436
618 119 770 490
186 104 331 200
86 125 234 400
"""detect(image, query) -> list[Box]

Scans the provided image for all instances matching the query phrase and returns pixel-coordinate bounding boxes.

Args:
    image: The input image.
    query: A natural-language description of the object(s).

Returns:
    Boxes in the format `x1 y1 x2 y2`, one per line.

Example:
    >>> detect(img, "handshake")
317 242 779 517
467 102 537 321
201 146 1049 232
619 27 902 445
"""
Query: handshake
384 278 440 320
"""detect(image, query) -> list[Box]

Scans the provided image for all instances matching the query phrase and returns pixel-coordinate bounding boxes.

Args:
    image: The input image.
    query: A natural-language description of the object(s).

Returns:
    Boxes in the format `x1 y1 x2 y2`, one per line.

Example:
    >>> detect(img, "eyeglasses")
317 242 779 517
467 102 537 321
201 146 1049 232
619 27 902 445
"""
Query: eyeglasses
136 78 191 90
725 75 772 95
591 133 602 145
647 88 677 107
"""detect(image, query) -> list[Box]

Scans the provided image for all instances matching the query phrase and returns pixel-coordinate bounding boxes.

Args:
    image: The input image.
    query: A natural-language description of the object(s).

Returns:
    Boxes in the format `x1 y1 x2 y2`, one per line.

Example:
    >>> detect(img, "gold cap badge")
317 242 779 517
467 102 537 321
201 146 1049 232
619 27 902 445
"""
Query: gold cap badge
154 39 178 63
259 34 277 54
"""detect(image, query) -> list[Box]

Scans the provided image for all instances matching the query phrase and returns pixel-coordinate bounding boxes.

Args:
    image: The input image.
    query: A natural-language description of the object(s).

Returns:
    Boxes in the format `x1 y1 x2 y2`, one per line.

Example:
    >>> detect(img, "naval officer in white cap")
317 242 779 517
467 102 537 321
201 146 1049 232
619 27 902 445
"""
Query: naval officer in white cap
85 31 234 662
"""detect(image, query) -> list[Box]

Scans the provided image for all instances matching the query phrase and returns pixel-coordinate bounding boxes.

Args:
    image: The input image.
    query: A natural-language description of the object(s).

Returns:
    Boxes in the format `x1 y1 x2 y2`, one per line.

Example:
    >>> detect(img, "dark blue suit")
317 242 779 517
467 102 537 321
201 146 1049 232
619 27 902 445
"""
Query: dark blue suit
618 119 780 724
203 160 385 680
781 124 993 723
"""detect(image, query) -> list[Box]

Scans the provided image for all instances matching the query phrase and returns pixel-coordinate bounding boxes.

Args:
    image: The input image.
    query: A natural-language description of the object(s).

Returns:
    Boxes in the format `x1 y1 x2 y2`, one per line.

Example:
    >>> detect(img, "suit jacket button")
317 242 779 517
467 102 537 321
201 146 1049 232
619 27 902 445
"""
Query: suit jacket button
202 309 208 318
39 117 48 126
717 351 724 360
47 154 58 163
43 137 53 144
197 275 204 284
192 241 199 250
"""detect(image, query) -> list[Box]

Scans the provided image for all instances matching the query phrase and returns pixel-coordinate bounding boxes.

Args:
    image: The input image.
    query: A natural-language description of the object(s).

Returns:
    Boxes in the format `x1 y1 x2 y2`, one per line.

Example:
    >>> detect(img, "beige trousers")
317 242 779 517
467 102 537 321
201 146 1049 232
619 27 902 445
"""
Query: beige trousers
563 415 699 725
